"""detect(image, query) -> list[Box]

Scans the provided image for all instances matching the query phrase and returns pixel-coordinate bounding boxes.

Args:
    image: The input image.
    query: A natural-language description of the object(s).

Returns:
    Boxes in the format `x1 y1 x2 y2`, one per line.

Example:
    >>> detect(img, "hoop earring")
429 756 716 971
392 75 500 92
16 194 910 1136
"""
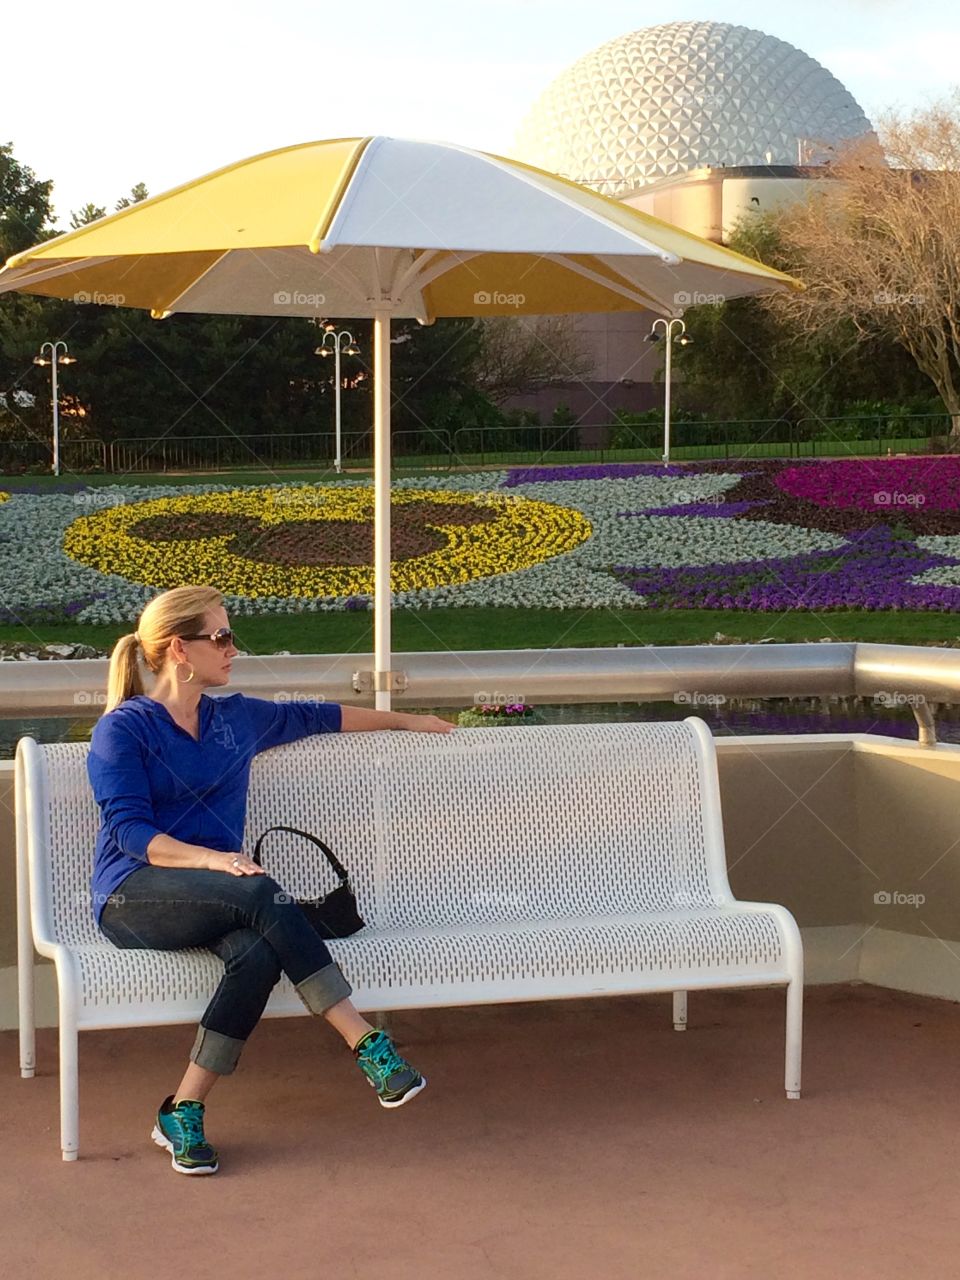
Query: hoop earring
177 663 195 684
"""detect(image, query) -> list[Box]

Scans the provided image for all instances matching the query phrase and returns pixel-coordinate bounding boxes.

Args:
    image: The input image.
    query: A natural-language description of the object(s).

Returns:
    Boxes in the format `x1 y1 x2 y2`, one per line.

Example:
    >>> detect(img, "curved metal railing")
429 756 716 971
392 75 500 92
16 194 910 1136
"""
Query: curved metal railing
2 642 959 745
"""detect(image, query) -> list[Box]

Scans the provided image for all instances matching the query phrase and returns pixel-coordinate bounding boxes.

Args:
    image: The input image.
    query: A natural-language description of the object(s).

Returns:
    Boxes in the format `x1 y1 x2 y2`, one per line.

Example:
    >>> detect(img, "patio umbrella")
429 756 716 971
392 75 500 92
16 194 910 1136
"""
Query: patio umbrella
0 136 801 706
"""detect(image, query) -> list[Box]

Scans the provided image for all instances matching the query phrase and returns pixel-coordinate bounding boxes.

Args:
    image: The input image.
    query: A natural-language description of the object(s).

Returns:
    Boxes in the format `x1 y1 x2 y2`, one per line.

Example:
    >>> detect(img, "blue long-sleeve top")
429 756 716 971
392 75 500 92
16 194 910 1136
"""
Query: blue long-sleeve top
87 692 342 922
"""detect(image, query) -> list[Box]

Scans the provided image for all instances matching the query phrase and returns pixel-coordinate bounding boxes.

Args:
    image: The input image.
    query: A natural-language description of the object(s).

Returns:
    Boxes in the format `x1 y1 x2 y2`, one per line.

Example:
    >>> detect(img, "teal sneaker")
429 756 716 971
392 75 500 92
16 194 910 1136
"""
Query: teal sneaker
151 1095 219 1175
354 1030 427 1108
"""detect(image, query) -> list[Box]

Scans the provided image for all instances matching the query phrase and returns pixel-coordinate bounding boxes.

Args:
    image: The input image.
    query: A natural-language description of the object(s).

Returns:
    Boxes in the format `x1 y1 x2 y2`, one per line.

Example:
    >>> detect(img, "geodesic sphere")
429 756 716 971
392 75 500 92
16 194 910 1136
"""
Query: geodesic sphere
514 21 876 194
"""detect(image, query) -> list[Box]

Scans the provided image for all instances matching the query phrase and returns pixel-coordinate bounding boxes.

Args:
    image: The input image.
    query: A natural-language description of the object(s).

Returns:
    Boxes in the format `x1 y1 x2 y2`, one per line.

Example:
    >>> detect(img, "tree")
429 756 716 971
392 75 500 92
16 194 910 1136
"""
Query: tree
0 145 59 447
71 182 148 228
472 315 594 404
672 215 935 424
386 317 499 443
770 96 960 434
0 142 54 259
115 183 149 210
69 202 107 229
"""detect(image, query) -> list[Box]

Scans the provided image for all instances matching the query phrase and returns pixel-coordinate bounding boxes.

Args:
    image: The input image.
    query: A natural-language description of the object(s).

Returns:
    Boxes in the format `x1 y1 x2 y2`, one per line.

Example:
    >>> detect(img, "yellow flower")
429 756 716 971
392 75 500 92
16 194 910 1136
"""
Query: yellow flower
64 485 592 599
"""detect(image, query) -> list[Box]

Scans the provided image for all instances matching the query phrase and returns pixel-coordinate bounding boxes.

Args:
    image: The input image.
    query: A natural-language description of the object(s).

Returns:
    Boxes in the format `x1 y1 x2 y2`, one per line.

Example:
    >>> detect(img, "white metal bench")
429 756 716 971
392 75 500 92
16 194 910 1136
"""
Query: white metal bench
16 718 804 1161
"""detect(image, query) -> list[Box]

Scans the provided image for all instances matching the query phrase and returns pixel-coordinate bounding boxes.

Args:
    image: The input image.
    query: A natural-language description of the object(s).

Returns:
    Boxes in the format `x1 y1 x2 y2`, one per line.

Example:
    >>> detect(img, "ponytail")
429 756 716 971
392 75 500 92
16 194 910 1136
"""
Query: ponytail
105 633 145 713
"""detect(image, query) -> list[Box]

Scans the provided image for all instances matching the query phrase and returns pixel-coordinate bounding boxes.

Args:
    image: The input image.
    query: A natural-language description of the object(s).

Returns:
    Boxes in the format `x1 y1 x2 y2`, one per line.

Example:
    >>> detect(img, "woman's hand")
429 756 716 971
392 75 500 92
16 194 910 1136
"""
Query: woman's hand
147 833 265 873
208 850 265 876
395 713 454 734
339 705 454 734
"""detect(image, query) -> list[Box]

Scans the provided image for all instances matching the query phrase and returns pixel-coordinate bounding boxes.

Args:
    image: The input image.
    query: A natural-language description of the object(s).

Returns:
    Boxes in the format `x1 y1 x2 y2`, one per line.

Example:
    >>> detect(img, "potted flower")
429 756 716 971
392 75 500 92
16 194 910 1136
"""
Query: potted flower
456 702 544 728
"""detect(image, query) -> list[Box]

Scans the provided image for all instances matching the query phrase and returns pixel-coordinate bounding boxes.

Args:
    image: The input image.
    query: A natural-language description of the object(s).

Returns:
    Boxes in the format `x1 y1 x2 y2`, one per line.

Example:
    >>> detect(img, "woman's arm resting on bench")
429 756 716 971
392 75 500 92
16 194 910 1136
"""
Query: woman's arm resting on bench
145 833 263 876
339 707 454 734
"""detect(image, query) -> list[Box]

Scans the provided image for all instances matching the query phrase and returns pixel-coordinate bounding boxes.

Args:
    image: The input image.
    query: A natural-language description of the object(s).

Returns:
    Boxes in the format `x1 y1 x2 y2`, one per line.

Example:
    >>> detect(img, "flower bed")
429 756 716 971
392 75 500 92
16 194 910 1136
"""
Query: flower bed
0 456 957 623
63 484 591 600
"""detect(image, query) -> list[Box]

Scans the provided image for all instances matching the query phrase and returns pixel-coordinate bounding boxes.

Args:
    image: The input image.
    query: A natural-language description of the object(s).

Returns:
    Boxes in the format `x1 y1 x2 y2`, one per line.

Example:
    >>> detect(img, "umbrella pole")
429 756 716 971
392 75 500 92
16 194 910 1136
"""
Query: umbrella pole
373 309 392 712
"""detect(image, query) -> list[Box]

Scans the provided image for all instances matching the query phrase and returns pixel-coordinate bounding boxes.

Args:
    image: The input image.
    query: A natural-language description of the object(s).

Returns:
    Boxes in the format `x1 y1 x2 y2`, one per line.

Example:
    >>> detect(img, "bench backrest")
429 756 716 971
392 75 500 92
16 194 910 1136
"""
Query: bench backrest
19 719 731 947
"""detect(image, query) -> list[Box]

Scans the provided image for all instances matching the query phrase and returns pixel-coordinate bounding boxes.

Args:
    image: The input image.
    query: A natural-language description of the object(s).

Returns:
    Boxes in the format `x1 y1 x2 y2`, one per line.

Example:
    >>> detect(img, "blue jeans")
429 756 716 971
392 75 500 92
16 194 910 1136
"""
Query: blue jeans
99 866 353 1075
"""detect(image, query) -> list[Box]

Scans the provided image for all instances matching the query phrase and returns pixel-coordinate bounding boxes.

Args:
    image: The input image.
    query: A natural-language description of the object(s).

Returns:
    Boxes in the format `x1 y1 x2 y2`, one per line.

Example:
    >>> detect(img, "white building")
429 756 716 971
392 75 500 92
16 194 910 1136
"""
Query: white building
507 20 876 426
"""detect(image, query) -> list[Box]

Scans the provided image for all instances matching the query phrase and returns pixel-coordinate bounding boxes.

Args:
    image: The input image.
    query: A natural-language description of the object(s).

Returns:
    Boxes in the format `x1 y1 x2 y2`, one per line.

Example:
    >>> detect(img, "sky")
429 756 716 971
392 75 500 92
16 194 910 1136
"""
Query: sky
3 0 959 230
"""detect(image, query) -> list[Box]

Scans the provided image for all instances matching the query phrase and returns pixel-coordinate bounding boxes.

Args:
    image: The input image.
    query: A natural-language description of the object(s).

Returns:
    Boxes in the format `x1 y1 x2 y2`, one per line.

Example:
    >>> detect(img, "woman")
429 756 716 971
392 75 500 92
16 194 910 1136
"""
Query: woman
89 585 453 1176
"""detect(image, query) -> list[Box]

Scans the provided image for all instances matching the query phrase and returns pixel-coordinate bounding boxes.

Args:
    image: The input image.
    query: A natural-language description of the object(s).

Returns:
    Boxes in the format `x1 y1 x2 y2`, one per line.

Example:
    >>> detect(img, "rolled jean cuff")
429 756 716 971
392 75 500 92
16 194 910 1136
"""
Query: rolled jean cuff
190 1025 245 1075
295 961 352 1015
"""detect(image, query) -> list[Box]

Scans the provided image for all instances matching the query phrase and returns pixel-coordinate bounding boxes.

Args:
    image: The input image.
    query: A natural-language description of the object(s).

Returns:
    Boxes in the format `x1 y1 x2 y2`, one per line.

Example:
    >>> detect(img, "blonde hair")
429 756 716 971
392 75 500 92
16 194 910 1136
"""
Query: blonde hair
105 586 224 713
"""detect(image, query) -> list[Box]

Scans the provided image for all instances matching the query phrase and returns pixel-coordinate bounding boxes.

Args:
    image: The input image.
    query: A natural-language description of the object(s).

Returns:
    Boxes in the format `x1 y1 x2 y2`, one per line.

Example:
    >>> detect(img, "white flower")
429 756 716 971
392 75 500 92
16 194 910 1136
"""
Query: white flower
0 468 847 621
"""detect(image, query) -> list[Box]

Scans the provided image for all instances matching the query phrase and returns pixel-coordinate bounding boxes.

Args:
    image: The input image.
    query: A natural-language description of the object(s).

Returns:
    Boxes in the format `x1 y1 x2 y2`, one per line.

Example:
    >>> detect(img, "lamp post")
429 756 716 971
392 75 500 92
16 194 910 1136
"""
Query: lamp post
315 325 360 473
33 341 77 477
647 318 692 464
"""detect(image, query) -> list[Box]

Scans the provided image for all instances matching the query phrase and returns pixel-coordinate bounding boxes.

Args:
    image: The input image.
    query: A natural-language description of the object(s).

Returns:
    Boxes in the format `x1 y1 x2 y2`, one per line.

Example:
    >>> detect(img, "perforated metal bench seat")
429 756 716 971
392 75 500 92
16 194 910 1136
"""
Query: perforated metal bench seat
65 908 795 1028
16 718 804 1160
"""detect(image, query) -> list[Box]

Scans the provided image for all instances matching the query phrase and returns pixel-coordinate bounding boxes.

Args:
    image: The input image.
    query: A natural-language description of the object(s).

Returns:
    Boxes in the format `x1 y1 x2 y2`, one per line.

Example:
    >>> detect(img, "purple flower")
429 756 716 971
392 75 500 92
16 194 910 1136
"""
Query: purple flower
614 526 960 612
503 462 690 486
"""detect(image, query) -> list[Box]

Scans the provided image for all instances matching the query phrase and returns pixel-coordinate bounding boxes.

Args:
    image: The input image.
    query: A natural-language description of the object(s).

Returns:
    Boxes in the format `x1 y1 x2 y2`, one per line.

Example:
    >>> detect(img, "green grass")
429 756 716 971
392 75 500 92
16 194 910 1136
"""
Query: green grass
4 608 959 655
0 435 937 488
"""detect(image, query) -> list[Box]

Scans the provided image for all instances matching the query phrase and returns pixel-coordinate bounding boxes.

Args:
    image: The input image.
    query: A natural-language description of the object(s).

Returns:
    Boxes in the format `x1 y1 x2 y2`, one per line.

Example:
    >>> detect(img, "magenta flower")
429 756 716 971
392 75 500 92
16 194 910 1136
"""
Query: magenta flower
776 458 960 513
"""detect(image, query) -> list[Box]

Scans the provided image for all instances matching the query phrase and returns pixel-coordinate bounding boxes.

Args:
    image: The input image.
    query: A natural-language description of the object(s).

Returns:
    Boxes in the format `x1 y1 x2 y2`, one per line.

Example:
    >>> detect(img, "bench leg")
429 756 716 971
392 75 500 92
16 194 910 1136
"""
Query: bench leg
672 991 687 1032
17 934 35 1080
15 790 35 1079
785 978 803 1100
59 985 79 1161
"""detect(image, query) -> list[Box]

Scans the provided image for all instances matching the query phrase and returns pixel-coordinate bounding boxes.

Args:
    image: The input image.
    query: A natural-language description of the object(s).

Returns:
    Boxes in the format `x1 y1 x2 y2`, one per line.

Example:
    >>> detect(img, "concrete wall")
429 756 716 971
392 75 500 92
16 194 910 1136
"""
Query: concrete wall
626 175 721 243
6 734 960 1028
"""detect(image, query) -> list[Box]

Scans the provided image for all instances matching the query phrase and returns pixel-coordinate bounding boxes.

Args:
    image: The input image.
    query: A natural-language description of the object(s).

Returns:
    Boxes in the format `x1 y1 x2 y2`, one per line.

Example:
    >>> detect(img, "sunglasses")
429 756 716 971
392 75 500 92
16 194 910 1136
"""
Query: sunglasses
180 627 235 650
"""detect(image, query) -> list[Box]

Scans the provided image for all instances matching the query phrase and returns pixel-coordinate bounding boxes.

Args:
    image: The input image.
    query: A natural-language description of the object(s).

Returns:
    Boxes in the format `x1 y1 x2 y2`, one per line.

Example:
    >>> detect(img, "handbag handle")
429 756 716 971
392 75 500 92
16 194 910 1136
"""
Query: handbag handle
252 825 351 886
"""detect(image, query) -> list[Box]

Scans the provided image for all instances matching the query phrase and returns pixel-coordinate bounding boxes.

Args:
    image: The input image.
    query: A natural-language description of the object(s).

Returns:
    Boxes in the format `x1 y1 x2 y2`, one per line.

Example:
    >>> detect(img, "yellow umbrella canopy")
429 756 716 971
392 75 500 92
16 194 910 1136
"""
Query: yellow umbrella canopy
0 136 800 706
0 136 798 319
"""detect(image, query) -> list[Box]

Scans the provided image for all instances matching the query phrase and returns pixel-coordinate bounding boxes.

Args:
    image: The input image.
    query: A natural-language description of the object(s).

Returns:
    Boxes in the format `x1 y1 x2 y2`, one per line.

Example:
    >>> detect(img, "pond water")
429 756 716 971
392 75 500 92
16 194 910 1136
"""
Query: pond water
0 697 953 759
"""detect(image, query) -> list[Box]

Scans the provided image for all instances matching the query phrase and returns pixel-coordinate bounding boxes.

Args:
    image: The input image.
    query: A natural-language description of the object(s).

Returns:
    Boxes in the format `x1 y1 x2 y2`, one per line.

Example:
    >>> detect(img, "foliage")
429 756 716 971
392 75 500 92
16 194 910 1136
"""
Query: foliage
669 212 936 424
471 316 594 404
0 142 54 259
765 99 960 432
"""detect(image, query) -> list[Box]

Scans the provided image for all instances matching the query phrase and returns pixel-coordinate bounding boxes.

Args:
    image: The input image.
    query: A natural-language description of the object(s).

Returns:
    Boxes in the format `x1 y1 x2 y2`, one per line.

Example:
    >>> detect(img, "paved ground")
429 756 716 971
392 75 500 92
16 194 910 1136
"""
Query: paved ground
2 984 958 1280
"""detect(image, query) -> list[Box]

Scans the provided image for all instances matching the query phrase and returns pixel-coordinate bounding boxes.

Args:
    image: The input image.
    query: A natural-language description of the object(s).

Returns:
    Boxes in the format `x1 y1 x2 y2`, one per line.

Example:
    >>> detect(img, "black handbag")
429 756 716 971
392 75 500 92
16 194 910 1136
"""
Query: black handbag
252 824 365 939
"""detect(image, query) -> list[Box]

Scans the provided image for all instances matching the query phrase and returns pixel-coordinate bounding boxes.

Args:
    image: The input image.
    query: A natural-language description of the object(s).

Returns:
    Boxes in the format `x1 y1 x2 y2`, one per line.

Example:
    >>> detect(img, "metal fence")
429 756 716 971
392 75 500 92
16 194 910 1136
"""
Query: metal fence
105 429 456 475
0 413 953 475
0 438 109 473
